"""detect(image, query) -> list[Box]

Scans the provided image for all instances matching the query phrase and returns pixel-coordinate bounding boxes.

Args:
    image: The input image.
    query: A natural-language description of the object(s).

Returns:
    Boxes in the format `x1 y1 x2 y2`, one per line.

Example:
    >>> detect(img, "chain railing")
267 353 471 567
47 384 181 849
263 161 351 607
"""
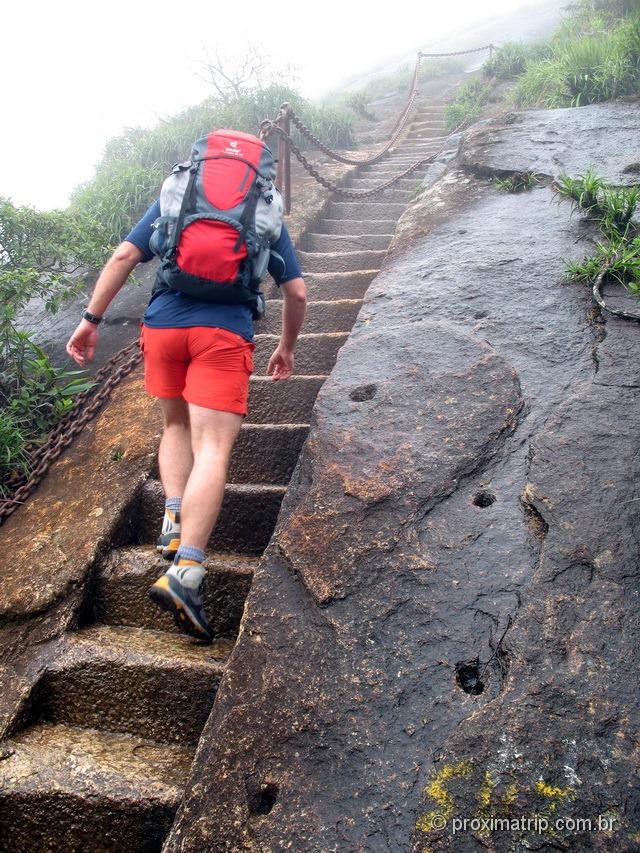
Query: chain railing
0 44 497 524
264 118 468 200
0 341 142 525
260 45 494 211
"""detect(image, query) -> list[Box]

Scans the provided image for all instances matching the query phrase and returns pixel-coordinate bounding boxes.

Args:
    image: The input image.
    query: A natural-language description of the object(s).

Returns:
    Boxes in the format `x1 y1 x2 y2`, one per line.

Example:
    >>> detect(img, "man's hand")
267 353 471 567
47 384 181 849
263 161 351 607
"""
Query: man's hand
64 240 144 367
66 319 100 367
268 277 306 381
267 345 294 380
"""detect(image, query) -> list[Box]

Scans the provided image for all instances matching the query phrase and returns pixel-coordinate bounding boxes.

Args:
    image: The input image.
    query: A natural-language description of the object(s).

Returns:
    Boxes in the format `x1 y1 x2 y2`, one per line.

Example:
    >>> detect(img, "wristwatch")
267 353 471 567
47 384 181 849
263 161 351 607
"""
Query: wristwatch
82 310 103 325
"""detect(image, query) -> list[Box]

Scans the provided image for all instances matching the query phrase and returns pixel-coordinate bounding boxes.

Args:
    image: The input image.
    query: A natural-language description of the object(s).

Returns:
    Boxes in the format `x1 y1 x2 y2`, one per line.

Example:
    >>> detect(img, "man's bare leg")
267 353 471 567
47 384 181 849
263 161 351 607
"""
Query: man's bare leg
155 397 192 559
179 403 243 550
157 397 193 497
149 402 243 641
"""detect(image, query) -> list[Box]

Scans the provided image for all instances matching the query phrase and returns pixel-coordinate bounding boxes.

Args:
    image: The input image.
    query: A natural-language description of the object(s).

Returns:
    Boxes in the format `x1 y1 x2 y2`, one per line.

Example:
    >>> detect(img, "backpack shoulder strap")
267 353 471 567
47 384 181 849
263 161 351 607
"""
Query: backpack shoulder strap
169 161 199 254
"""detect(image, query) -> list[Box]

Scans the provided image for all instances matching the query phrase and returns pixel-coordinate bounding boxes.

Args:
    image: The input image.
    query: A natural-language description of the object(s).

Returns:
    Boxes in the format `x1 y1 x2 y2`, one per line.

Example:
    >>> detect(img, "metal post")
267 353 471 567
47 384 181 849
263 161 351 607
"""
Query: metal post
275 118 285 204
282 109 291 215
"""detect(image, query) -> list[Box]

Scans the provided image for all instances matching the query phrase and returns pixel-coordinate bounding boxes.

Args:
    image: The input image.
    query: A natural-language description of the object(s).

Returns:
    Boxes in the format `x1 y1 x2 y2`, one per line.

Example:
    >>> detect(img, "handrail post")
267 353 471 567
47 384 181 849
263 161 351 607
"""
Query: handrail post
282 109 291 215
275 119 285 203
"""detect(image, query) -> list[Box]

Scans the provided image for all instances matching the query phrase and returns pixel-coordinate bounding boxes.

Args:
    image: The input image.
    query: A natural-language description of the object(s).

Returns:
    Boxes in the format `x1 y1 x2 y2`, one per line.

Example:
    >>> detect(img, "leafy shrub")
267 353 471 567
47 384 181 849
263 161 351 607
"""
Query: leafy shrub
343 90 377 120
484 43 532 79
558 169 640 294
494 171 538 192
0 411 29 497
0 198 97 496
555 168 606 212
512 12 640 107
444 78 493 131
69 84 355 252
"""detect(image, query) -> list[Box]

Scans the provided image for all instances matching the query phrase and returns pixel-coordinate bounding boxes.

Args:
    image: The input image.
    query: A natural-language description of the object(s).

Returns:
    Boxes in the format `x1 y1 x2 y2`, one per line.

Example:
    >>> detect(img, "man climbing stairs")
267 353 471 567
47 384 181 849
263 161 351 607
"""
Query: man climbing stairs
0 91 451 852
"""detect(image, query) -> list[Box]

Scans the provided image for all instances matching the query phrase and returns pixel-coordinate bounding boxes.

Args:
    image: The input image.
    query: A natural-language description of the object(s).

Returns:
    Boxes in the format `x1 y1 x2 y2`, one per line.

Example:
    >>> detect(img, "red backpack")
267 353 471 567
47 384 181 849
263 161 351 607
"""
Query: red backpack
149 129 284 318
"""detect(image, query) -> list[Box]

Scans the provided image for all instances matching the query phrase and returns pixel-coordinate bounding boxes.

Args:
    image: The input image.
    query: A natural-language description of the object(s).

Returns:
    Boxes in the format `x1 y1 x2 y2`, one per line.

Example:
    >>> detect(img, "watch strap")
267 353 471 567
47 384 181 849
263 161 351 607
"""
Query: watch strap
83 310 103 325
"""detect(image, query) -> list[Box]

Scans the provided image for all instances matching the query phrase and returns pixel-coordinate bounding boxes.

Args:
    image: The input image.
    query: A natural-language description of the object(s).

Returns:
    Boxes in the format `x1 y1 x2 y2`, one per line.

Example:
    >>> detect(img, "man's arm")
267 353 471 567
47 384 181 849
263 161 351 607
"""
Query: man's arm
66 241 143 367
266 277 306 380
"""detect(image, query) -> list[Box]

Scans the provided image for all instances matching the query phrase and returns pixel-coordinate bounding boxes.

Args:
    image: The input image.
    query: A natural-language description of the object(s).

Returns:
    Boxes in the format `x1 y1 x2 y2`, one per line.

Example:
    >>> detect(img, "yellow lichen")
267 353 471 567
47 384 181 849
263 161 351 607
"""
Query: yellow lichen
477 770 495 814
415 761 472 832
535 779 574 800
502 782 519 808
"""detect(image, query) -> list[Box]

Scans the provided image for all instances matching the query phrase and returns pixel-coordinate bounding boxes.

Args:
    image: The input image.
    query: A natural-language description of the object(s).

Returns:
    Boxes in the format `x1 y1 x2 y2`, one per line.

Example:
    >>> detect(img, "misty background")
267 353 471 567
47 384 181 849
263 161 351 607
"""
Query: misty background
4 0 563 210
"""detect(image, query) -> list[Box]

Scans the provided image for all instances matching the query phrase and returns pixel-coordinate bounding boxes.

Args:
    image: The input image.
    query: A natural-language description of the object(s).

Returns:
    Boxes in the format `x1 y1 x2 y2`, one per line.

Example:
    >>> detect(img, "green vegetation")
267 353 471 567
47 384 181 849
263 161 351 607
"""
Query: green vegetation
493 171 538 192
71 84 355 252
555 169 640 294
483 42 552 79
1 77 359 500
483 0 640 108
325 57 464 117
444 78 493 131
0 198 98 497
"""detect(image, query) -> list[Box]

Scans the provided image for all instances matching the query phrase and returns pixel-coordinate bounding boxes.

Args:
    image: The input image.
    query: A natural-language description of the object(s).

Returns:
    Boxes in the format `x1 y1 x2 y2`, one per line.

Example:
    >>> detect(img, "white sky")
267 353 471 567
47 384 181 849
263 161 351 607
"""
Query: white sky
3 0 555 210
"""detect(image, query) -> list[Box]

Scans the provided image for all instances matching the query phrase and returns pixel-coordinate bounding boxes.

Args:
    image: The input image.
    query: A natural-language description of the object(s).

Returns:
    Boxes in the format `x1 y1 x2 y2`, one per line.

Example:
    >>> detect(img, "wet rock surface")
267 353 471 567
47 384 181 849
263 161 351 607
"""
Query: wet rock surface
0 372 160 734
165 103 640 851
460 101 640 185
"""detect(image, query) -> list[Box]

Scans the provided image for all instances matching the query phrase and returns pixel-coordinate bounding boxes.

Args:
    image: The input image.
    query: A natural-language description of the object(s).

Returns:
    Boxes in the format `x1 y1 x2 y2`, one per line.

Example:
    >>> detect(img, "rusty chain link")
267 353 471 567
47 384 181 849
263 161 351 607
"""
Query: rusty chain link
593 267 640 322
0 340 142 525
0 45 490 524
263 120 467 199
269 44 494 167
277 52 423 166
418 44 495 58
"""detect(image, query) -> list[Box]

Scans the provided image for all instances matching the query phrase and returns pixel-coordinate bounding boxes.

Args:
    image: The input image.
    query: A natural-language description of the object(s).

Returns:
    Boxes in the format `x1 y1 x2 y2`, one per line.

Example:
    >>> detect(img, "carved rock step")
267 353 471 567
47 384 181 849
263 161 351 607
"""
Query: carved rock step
297 247 387 272
137 479 287 555
229 423 309 484
325 202 406 221
95 547 256 637
33 626 232 746
357 165 430 177
407 120 445 131
395 140 447 149
247 375 326 423
254 332 349 375
384 149 446 162
0 722 192 853
384 155 445 167
406 128 447 139
304 232 392 252
266 270 377 301
257 297 364 335
335 187 413 204
315 218 396 235
343 176 422 189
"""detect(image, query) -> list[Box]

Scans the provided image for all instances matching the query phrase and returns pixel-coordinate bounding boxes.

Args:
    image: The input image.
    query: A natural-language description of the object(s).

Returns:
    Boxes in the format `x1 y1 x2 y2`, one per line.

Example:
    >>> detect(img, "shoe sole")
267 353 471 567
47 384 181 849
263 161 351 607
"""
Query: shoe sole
148 576 213 643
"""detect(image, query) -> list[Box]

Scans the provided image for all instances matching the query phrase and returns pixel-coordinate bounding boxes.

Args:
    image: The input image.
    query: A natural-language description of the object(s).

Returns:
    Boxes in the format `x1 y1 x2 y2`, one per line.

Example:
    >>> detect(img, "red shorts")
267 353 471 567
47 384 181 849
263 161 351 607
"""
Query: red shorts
139 324 255 415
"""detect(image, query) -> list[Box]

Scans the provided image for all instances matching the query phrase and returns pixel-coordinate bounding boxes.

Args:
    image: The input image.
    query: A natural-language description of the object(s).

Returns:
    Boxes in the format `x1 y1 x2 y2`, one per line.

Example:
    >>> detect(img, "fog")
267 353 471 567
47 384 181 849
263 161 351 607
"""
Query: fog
4 0 563 210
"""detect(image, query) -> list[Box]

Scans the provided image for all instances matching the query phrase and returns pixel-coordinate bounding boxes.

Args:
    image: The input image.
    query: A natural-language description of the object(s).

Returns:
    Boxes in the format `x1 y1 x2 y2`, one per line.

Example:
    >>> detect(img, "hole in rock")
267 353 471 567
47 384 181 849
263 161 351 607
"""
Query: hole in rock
349 383 377 402
473 491 496 508
248 781 279 816
455 659 485 695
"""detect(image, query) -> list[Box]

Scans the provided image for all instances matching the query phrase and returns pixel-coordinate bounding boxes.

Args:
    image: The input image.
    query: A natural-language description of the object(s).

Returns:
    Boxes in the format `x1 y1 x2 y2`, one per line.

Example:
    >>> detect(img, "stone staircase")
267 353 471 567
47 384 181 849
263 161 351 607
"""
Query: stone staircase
0 99 449 852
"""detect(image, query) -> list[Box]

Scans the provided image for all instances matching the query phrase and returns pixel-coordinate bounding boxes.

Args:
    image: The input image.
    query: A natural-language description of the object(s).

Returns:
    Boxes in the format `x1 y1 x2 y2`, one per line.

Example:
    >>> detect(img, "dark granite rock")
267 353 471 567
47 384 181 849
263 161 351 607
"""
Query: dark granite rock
460 102 640 184
411 384 640 851
165 102 640 852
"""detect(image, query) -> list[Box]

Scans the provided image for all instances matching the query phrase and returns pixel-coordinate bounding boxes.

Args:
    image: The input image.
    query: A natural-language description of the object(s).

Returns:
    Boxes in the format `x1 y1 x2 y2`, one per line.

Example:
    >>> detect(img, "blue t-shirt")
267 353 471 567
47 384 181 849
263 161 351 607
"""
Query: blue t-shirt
125 200 302 341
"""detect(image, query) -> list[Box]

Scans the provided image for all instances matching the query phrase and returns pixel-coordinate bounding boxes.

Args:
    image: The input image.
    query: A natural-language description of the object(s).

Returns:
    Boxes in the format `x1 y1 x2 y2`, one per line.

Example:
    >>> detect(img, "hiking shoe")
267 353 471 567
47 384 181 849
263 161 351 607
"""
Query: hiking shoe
156 508 180 559
148 573 213 643
156 530 181 560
